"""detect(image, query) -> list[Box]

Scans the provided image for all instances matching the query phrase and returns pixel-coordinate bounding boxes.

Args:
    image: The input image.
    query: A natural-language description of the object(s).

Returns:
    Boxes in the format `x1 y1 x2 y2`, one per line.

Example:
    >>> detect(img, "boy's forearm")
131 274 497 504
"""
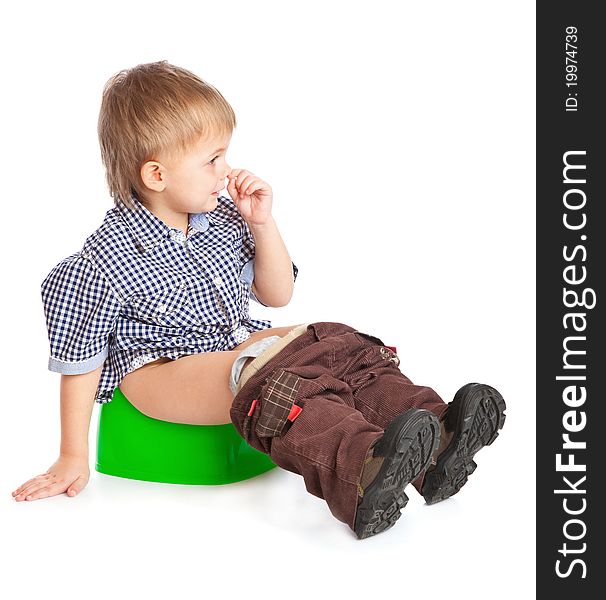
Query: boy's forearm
59 365 103 459
249 216 294 307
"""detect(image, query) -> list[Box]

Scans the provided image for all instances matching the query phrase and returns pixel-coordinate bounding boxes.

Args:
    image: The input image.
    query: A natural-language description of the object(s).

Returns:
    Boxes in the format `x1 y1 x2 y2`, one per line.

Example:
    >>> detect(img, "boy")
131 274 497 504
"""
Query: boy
12 60 506 540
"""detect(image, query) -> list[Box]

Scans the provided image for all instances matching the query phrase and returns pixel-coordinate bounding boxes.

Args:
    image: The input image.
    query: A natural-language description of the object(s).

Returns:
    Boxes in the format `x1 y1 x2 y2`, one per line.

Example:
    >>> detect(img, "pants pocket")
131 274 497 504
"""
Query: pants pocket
343 344 400 393
255 369 302 438
354 331 399 366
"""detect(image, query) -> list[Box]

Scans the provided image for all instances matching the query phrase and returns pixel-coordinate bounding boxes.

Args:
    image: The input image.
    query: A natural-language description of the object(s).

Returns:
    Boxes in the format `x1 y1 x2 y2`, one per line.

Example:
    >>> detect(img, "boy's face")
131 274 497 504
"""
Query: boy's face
141 132 232 218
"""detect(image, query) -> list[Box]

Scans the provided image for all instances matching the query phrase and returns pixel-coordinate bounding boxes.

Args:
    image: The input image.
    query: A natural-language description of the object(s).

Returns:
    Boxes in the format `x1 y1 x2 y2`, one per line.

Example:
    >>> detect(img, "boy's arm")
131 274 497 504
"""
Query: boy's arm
249 216 294 308
59 365 104 459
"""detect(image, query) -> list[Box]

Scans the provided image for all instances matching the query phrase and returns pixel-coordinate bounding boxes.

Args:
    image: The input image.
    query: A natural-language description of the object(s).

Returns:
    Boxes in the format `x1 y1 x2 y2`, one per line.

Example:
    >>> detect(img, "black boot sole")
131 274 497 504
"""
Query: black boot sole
421 383 506 505
354 409 440 540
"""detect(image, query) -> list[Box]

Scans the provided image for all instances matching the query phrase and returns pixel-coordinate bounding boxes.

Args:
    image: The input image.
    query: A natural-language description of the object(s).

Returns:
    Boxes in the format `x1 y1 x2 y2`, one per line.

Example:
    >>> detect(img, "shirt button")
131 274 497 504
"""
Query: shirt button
158 303 167 313
213 276 224 287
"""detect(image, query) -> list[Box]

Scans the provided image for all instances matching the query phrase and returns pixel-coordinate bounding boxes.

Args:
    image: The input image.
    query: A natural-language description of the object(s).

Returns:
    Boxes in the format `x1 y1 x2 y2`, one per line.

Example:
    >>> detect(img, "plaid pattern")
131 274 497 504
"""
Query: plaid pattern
255 369 302 437
41 193 298 404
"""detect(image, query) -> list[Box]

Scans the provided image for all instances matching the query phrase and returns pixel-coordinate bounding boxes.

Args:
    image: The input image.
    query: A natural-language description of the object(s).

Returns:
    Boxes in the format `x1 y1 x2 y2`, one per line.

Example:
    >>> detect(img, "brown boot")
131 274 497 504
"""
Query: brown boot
421 383 506 505
354 408 440 540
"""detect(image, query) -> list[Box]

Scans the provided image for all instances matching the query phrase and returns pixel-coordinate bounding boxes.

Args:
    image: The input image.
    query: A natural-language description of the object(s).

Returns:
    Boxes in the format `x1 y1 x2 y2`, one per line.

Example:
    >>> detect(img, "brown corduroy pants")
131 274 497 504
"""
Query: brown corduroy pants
229 322 448 533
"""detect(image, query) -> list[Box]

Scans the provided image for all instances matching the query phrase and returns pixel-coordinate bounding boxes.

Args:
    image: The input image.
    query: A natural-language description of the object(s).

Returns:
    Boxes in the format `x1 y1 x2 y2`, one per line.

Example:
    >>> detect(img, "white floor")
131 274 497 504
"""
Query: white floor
3 400 533 599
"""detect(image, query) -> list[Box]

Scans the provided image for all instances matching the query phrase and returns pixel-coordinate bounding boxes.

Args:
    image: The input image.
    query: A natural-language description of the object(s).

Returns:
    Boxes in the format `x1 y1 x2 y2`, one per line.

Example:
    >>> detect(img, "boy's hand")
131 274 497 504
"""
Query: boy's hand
227 169 273 227
12 455 90 501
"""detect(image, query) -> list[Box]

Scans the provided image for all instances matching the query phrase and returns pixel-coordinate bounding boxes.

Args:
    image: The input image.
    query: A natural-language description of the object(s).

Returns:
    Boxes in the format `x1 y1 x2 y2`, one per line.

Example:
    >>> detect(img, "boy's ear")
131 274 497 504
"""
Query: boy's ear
140 160 167 192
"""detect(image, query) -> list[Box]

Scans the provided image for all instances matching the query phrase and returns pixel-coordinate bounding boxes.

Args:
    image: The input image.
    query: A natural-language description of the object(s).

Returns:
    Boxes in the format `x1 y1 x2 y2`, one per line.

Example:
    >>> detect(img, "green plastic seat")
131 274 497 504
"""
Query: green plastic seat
95 387 276 485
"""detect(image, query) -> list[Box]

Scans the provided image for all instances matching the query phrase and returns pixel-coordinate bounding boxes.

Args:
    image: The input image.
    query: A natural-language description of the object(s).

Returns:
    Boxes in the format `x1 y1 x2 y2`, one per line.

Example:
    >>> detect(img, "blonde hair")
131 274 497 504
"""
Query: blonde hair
97 60 236 208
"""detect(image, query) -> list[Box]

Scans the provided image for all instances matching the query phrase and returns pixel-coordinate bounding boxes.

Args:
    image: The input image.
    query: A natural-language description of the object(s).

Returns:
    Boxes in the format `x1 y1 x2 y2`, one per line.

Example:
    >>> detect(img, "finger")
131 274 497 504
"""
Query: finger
15 478 58 501
23 481 65 501
17 477 55 498
13 481 33 496
228 169 247 186
13 474 53 496
227 176 239 201
244 181 267 197
240 177 260 196
227 168 244 180
232 169 251 180
230 169 251 190
67 476 85 497
242 182 259 197
236 175 255 196
227 169 242 183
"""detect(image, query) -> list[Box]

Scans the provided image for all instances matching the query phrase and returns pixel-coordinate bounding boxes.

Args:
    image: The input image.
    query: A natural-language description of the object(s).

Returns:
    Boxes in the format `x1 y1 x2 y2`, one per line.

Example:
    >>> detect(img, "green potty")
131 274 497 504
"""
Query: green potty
96 387 276 485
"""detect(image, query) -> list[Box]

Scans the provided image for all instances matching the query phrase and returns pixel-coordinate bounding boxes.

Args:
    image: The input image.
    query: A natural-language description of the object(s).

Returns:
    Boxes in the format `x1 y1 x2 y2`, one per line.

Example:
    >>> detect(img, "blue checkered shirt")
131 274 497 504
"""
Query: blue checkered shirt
41 194 298 404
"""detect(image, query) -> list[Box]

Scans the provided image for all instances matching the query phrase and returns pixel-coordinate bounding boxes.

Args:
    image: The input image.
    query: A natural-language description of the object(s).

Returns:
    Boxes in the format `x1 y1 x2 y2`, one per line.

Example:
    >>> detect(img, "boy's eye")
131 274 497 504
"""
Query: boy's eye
209 155 220 165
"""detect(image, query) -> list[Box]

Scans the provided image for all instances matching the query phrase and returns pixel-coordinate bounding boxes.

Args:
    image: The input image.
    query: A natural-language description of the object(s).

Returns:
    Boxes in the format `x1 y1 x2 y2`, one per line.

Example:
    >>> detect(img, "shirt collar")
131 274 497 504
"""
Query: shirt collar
116 194 215 253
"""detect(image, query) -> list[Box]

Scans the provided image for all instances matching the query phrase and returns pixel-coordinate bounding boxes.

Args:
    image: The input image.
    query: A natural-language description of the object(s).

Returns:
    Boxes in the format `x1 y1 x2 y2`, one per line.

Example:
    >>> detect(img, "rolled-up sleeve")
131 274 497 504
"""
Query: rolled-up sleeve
238 220 298 306
41 253 122 375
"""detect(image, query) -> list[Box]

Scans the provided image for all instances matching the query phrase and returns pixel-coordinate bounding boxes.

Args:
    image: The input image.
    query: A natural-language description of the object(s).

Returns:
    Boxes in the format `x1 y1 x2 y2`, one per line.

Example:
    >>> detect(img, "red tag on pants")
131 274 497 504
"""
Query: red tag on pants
247 399 258 416
287 404 302 422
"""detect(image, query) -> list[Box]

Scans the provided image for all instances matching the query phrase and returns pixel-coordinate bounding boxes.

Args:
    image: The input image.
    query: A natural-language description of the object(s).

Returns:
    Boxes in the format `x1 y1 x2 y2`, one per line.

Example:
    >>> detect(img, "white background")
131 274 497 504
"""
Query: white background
1 1 535 598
